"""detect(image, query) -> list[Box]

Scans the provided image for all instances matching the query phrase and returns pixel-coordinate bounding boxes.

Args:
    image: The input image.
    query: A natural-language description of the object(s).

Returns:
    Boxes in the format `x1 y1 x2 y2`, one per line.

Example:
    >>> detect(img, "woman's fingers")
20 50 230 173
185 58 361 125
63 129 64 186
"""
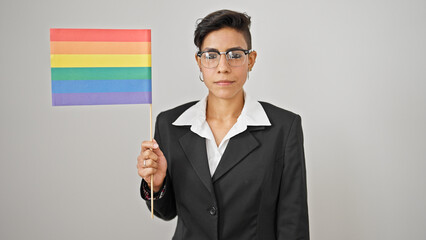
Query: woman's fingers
141 139 165 157
137 159 158 169
142 149 158 161
151 139 165 158
141 140 159 152
138 139 167 192
137 163 158 178
139 166 158 176
137 146 159 180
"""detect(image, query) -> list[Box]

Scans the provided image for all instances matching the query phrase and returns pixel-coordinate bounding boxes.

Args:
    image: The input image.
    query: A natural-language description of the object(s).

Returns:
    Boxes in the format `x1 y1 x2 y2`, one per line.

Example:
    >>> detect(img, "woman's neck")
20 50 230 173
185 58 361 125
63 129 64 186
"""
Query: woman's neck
206 90 245 121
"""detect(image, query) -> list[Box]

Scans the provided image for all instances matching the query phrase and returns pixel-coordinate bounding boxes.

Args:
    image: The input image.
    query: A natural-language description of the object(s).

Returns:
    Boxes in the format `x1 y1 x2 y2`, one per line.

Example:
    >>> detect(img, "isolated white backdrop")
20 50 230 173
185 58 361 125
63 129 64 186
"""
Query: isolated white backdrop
1 0 425 239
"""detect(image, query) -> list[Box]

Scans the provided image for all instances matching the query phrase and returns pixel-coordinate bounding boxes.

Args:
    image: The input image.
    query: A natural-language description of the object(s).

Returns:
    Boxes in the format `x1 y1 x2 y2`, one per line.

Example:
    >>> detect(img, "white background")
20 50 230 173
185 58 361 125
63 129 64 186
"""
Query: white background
1 0 425 239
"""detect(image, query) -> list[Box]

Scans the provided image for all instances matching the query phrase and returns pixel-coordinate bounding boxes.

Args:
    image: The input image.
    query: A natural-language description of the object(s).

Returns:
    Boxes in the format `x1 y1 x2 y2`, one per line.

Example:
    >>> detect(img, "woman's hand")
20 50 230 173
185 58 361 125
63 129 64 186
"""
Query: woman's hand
137 139 167 193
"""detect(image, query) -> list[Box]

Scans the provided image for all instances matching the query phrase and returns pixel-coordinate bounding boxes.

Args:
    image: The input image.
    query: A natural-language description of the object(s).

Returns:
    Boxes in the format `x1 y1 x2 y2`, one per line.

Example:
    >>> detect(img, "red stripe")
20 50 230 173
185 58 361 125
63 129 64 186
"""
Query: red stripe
50 29 151 42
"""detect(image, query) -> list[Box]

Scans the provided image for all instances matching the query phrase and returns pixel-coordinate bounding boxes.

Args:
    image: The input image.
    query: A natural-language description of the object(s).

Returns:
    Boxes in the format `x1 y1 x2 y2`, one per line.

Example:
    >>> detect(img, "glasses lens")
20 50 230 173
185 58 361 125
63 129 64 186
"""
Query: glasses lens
226 50 247 67
201 52 219 68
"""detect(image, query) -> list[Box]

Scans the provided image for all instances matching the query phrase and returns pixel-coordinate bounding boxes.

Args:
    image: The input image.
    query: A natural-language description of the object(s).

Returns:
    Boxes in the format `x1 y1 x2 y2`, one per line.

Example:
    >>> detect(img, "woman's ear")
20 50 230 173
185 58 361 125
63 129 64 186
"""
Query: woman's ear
248 50 257 71
195 53 202 69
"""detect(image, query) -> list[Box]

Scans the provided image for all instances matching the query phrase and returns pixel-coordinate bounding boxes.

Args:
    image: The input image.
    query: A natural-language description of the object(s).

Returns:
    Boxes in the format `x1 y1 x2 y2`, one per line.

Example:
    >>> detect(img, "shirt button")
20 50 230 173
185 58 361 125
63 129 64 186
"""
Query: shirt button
208 206 217 216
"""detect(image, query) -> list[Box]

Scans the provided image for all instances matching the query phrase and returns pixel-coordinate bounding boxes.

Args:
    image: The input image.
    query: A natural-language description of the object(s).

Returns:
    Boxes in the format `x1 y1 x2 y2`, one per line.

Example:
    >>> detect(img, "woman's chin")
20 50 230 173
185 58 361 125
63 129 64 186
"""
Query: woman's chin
208 88 244 100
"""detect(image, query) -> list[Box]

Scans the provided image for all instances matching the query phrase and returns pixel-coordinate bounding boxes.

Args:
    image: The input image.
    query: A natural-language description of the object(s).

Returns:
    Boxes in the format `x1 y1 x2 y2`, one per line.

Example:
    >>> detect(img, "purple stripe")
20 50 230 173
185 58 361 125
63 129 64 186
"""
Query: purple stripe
52 92 152 106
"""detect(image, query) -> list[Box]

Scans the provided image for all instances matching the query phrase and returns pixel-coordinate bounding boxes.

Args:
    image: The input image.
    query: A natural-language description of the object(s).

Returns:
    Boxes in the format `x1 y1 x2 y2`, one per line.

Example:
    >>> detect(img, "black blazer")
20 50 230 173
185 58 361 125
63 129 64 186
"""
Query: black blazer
141 101 309 240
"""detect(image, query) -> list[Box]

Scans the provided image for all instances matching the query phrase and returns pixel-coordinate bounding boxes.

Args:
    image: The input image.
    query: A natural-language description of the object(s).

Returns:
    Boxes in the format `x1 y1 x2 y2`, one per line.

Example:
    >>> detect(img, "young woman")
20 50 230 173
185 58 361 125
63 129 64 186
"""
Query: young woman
137 9 309 240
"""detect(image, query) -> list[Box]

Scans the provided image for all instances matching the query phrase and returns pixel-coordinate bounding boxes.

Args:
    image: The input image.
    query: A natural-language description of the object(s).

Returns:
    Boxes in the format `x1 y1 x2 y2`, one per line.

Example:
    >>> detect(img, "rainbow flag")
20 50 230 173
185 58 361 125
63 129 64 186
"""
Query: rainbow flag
50 28 152 106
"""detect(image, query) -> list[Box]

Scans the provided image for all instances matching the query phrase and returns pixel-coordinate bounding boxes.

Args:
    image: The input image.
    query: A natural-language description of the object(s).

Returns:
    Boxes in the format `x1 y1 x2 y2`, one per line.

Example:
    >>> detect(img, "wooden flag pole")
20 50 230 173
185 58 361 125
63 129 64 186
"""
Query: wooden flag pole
150 104 154 219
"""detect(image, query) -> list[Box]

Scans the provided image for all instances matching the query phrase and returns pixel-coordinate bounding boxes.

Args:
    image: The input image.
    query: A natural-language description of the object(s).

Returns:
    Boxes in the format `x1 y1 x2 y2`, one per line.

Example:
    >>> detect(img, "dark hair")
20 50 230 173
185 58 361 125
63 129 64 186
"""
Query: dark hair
194 9 252 50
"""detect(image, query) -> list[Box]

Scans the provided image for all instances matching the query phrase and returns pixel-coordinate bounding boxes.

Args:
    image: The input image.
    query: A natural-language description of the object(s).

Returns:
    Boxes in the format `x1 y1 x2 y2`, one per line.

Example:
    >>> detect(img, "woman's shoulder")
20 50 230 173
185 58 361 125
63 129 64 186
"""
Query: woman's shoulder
258 101 301 126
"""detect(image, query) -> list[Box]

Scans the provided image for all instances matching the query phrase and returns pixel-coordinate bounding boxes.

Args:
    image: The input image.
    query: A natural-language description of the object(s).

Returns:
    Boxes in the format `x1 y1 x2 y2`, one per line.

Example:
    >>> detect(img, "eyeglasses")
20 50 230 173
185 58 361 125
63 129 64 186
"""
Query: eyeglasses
197 49 252 68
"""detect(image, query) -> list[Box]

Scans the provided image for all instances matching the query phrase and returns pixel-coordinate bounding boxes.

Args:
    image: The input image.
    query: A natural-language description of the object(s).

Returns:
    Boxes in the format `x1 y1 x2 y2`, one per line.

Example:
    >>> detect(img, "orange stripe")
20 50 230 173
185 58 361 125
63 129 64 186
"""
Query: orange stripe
50 41 151 54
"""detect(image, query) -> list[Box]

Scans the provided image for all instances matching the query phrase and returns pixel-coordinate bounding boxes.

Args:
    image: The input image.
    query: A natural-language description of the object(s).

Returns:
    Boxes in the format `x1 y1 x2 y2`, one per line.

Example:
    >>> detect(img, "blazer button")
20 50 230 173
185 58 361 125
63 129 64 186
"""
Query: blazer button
208 206 217 216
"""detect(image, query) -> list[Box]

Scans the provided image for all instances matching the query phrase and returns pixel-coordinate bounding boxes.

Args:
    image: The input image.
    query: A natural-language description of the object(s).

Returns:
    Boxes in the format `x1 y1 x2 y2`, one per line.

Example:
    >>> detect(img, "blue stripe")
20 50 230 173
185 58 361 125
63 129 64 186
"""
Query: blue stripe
51 79 151 93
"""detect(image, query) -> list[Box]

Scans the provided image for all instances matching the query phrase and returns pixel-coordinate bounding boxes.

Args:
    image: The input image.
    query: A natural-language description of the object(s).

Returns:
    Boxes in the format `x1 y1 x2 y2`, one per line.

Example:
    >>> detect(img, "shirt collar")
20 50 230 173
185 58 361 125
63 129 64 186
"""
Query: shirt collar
238 92 271 126
172 91 271 129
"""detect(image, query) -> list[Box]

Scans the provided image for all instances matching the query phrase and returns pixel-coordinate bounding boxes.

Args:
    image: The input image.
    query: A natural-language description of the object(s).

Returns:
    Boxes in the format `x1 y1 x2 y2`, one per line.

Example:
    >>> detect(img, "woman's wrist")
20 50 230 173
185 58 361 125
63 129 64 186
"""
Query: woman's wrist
146 177 165 193
153 185 162 193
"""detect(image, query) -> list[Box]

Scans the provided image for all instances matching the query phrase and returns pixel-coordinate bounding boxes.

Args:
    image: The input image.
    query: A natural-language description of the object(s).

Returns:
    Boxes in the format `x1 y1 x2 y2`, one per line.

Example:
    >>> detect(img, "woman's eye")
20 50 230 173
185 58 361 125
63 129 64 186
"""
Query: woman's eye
205 53 218 59
228 52 242 59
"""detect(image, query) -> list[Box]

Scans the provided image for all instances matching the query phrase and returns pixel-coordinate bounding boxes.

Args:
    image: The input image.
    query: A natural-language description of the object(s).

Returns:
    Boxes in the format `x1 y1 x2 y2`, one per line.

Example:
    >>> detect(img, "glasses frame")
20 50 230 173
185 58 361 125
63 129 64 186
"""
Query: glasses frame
197 49 252 68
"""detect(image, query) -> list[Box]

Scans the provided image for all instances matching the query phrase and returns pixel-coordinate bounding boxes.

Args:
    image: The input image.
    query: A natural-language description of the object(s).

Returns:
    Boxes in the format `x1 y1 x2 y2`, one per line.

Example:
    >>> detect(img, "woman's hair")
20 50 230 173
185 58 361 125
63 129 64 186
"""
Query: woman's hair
194 9 252 50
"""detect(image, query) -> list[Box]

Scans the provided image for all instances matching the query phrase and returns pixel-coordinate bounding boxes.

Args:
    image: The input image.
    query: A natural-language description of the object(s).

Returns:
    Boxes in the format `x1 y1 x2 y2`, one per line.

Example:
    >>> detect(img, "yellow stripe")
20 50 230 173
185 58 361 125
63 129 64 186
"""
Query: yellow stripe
51 54 151 67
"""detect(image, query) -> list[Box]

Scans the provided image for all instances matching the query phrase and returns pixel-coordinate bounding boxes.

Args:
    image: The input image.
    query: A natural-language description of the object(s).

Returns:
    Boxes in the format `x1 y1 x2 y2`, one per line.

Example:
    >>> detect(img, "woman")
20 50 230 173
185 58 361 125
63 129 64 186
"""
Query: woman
137 9 309 240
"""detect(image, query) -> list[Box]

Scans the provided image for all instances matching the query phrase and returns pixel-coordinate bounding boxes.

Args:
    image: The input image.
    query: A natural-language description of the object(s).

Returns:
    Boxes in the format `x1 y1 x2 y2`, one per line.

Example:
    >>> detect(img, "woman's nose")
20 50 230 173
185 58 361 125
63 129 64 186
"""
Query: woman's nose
217 54 231 72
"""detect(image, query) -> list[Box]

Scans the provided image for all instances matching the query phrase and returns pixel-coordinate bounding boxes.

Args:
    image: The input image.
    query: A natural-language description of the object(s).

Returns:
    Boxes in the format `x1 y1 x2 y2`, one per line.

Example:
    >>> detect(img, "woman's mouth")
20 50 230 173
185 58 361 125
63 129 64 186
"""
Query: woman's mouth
215 80 234 86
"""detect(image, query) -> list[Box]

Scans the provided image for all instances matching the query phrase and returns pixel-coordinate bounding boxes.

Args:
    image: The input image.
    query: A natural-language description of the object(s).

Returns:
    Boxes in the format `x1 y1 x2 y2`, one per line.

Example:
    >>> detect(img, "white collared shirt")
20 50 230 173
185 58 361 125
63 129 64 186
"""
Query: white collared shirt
172 92 271 176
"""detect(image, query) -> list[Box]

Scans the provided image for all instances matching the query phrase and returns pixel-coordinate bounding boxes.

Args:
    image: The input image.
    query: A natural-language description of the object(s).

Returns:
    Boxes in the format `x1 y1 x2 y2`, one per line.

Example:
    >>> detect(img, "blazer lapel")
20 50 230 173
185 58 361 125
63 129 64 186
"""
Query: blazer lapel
212 128 261 182
179 130 214 195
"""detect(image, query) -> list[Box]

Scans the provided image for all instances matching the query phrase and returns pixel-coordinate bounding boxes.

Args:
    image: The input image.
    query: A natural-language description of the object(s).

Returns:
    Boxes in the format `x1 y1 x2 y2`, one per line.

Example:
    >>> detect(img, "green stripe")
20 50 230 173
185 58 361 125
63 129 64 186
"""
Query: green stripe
51 67 151 80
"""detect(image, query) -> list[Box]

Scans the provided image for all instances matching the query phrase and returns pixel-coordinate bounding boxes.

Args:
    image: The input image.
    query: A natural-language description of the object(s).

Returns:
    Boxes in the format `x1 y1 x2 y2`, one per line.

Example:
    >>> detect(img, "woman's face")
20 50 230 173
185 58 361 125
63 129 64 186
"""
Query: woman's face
196 27 257 100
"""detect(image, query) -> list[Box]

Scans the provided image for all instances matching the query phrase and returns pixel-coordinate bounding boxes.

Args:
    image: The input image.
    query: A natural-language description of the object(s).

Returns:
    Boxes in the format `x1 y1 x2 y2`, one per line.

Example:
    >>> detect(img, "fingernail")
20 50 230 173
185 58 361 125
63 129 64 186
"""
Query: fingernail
153 143 159 148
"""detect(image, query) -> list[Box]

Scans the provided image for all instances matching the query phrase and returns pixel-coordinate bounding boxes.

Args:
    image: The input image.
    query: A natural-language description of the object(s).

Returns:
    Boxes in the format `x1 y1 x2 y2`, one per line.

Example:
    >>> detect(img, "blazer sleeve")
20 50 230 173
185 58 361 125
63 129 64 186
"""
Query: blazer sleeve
140 113 177 221
277 114 310 239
